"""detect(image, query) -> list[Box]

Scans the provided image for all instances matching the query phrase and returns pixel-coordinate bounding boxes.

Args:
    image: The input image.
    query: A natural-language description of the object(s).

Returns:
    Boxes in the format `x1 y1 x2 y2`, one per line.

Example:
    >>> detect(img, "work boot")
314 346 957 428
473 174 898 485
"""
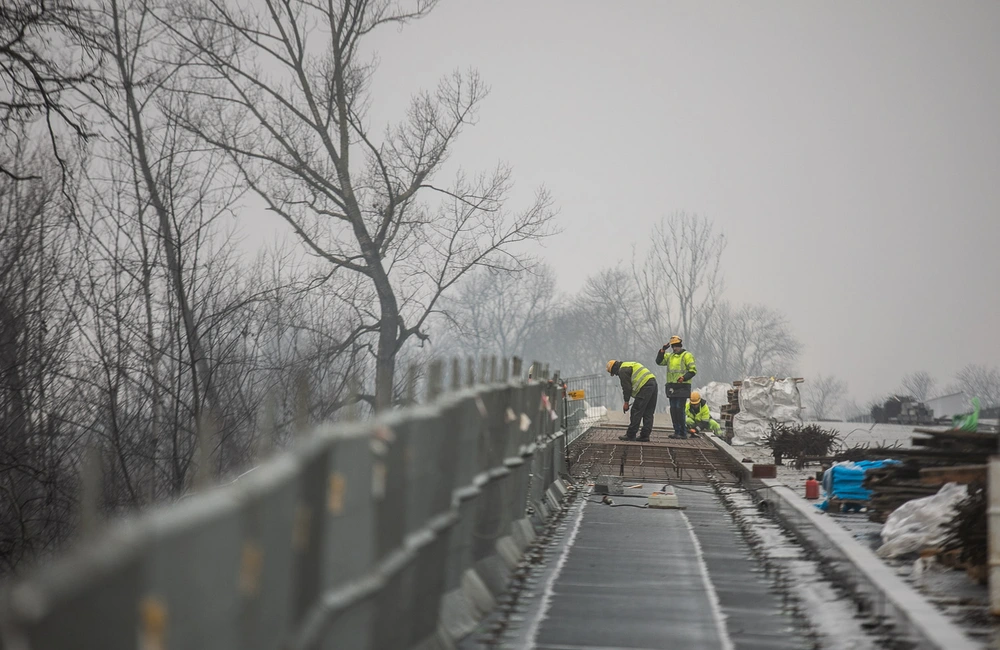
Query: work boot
618 435 636 441
636 437 650 443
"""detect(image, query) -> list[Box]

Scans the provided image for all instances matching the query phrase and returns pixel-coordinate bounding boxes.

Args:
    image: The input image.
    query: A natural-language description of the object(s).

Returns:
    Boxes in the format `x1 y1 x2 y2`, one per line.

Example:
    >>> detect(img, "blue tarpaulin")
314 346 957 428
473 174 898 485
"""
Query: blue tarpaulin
817 459 901 511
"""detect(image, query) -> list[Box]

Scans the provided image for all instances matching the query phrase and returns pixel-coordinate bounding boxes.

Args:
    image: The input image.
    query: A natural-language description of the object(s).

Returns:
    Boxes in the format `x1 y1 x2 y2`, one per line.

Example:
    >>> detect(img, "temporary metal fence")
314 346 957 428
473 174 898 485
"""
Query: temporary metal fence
562 373 616 445
0 368 570 650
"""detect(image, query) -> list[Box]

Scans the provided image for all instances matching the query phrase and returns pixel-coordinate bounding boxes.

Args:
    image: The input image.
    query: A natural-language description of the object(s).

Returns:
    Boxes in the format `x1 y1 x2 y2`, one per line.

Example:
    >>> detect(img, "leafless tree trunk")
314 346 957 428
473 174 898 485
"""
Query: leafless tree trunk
804 374 848 420
633 212 726 354
0 141 80 573
102 0 219 424
164 0 555 410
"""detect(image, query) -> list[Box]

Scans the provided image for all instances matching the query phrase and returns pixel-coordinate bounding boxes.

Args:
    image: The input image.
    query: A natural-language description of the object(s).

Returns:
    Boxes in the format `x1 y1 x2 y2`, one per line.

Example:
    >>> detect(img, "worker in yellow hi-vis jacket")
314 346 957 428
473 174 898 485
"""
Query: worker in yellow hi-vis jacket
685 391 721 437
656 335 697 439
606 360 658 442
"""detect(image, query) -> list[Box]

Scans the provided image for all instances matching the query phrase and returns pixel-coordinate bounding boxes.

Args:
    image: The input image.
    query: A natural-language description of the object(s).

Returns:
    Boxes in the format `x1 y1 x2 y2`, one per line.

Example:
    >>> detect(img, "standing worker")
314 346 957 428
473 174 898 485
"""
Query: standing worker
656 335 697 439
606 360 657 442
685 391 721 437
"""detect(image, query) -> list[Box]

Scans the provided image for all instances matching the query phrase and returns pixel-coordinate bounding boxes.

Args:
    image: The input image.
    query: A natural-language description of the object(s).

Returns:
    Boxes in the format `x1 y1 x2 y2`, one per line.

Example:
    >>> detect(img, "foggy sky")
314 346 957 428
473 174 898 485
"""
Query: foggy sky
348 2 1000 403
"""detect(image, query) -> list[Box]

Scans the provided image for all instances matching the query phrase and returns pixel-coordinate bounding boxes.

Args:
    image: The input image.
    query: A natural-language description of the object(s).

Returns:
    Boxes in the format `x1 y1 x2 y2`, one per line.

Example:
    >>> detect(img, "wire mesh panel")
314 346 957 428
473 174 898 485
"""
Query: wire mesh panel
562 373 618 445
567 425 742 483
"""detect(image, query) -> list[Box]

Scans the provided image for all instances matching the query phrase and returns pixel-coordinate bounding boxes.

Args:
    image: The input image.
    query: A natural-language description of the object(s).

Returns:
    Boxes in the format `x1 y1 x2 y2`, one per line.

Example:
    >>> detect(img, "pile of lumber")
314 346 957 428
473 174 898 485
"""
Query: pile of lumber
862 463 939 523
846 428 994 523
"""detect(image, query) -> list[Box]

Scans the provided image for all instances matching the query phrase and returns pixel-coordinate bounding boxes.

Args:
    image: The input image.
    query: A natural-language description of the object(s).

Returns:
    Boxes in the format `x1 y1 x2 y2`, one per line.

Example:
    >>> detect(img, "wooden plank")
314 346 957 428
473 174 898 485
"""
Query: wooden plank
919 464 987 486
913 428 997 442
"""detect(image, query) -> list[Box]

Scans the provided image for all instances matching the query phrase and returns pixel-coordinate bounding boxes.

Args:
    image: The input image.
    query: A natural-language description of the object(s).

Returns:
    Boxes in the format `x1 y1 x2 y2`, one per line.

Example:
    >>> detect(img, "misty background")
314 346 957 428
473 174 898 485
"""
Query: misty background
2 0 998 573
350 0 1000 403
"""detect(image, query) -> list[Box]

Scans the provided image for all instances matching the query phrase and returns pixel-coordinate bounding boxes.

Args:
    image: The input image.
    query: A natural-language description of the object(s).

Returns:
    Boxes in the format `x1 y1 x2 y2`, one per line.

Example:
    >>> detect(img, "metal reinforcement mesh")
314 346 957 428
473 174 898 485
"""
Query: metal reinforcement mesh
567 425 742 483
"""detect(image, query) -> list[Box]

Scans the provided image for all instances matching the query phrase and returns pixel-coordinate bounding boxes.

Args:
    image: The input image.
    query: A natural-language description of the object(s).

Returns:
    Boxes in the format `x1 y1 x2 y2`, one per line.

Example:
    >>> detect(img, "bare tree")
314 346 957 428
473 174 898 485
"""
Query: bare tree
0 0 101 181
441 263 559 361
803 374 848 420
164 0 555 410
0 143 80 572
900 371 936 402
59 0 277 501
955 364 1000 408
702 301 800 383
633 212 726 353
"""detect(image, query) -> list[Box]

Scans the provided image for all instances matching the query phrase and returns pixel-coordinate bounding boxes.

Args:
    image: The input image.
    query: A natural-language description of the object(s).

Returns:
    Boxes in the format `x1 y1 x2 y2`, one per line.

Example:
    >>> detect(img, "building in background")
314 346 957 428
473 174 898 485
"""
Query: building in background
925 392 967 421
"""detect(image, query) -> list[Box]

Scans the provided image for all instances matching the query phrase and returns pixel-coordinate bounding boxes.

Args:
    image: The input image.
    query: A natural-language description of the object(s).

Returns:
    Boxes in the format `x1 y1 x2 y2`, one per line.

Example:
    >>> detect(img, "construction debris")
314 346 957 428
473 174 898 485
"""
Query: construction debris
835 427 996 524
763 422 840 467
941 480 987 583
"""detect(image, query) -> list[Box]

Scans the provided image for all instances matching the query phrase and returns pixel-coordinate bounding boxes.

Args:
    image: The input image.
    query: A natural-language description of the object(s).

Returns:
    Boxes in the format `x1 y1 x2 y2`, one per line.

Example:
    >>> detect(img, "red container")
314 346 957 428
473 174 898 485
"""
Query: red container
805 477 820 500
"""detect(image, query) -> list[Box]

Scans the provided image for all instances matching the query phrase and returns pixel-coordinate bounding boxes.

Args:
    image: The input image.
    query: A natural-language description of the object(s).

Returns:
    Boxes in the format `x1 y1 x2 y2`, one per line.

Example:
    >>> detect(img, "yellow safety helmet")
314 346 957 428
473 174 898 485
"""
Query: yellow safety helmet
690 391 701 405
606 360 617 375
668 335 682 346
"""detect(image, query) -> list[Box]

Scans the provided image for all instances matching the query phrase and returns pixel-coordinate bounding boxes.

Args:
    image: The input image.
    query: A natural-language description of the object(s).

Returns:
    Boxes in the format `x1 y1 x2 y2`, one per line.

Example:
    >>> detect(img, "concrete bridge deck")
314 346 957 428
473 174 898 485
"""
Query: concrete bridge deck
465 483 810 649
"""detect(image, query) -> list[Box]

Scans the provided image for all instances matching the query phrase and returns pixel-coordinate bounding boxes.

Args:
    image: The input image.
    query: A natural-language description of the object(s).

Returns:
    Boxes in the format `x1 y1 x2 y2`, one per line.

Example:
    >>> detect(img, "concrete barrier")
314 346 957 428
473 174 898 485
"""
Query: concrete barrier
0 378 574 650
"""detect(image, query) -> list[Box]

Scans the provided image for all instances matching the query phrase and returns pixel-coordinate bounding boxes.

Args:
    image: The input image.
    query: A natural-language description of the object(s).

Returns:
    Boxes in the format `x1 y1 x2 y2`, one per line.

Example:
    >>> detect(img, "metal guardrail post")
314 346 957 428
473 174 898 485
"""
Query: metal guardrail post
140 489 244 650
440 393 485 594
290 426 376 648
436 391 492 642
378 405 457 649
1 527 143 650
237 456 300 650
367 417 410 650
469 385 515 596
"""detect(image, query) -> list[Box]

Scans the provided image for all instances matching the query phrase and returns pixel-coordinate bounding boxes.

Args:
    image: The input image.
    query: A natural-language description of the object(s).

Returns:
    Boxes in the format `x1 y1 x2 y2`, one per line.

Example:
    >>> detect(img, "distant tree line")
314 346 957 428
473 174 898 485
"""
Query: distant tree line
436 212 802 388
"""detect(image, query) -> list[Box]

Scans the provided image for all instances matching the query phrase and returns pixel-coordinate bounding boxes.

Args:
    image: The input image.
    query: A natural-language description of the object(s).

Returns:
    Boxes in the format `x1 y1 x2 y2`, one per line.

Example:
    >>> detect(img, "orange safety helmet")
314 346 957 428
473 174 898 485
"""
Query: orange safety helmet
668 335 682 346
690 391 701 405
606 360 617 375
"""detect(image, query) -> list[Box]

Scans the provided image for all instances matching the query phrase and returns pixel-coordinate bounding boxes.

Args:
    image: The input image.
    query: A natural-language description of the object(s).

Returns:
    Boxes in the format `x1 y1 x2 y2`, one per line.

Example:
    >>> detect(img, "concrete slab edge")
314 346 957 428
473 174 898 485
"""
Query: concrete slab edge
704 434 978 649
708 436 981 650
703 434 979 648
760 480 979 650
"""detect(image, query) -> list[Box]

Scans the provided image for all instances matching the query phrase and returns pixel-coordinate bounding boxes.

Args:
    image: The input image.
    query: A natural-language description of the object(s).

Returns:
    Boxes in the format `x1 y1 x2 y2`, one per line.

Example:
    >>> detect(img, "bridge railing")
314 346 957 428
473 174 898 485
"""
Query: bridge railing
0 373 570 650
563 373 615 445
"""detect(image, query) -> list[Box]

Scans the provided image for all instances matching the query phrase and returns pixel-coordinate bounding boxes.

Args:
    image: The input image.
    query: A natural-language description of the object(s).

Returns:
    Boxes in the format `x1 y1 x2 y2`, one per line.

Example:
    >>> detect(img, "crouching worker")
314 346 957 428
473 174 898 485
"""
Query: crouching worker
686 391 721 437
606 360 657 442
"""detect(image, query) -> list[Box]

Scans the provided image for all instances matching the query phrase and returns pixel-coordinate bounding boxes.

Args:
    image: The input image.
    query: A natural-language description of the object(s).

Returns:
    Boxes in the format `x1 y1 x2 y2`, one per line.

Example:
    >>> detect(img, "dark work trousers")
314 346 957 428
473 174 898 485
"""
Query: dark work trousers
626 381 658 440
666 382 691 438
668 397 687 438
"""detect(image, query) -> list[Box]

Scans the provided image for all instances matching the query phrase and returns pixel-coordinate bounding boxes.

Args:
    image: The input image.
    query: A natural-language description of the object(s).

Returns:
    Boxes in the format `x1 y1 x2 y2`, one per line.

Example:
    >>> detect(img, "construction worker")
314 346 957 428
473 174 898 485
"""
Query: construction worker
606 360 657 442
686 391 721 437
656 335 697 439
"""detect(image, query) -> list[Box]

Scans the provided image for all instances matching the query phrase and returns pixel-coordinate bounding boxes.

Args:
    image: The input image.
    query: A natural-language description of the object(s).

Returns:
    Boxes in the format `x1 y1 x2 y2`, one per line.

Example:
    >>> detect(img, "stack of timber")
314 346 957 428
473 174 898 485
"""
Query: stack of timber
852 427 994 523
